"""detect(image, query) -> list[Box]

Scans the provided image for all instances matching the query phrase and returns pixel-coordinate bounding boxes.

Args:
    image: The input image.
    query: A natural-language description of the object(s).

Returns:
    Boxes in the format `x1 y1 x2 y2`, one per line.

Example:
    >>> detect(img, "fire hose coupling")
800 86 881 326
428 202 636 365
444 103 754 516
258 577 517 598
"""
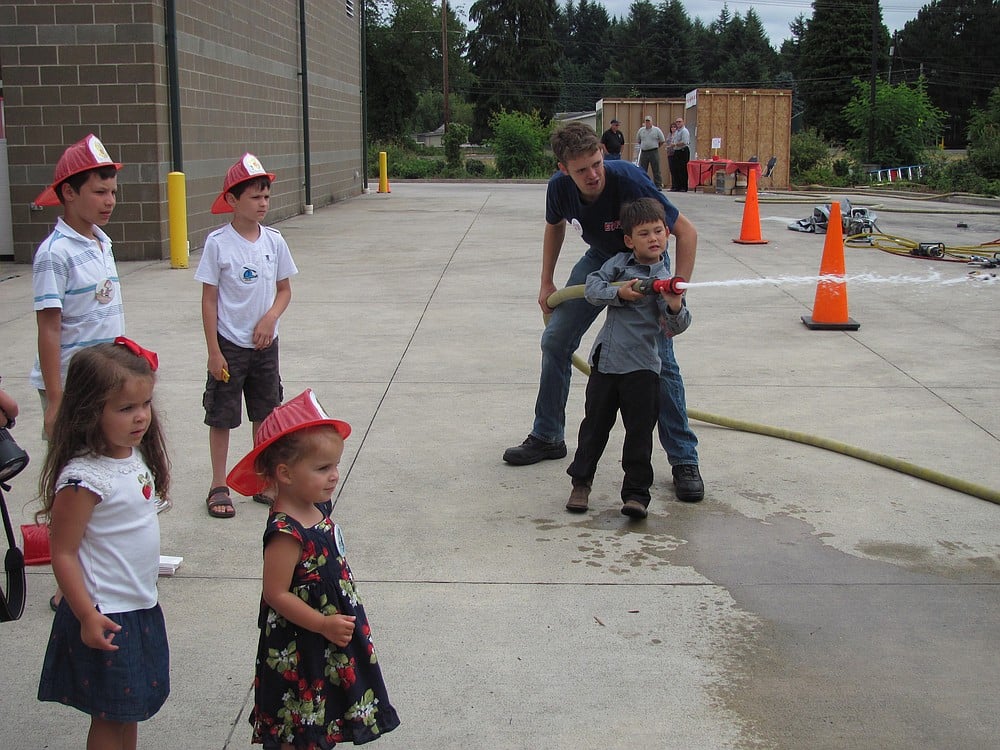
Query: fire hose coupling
634 276 687 295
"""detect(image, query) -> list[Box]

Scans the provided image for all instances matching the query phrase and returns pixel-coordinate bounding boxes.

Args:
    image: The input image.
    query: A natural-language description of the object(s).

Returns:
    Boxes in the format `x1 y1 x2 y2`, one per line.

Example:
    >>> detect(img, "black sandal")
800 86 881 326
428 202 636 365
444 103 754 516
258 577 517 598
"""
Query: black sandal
206 486 235 518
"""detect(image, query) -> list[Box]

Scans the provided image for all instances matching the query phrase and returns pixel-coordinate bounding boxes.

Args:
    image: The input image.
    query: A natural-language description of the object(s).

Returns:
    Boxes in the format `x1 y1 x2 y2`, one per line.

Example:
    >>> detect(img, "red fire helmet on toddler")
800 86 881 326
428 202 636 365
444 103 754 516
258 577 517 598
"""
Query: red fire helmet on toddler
227 389 351 496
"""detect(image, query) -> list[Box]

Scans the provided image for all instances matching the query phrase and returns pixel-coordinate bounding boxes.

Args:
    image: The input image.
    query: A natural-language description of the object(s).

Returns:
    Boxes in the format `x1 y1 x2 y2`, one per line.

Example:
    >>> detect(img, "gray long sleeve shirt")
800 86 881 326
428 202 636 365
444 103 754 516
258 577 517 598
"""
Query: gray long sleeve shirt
584 252 692 375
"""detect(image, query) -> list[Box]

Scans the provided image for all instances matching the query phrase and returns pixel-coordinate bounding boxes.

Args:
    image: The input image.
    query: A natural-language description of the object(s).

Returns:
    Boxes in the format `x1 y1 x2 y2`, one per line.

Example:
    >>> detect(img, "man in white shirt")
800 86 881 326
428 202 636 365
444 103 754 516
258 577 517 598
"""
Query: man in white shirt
635 116 666 189
669 117 691 191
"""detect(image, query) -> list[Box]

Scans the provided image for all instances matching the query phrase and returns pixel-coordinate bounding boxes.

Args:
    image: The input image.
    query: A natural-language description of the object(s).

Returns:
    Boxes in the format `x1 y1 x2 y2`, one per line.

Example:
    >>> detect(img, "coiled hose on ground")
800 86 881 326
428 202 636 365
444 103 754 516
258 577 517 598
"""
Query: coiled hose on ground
546 284 1000 506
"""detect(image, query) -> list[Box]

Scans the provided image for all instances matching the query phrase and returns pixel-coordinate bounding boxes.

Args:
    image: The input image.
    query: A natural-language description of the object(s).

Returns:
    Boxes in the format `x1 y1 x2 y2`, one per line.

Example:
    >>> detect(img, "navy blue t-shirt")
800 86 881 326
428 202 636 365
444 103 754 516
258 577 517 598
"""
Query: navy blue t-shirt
545 159 681 261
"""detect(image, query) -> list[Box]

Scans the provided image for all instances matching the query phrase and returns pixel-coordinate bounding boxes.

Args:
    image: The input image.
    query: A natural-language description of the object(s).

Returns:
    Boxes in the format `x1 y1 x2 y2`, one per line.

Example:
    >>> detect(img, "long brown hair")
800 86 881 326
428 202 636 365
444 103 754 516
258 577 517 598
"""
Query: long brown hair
36 343 171 521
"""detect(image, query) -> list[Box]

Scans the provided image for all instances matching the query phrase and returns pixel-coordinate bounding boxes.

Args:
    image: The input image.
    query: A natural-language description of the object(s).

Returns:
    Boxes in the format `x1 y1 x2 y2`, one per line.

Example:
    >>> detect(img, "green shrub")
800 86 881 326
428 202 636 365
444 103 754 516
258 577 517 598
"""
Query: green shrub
394 158 445 179
923 155 993 194
488 110 550 178
465 158 486 176
790 128 830 178
442 124 471 169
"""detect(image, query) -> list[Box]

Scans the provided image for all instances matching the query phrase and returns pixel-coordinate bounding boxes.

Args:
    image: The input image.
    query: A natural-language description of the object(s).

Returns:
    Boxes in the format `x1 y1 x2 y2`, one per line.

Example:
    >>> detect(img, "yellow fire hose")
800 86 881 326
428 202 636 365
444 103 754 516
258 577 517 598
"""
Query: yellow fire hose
546 284 1000 506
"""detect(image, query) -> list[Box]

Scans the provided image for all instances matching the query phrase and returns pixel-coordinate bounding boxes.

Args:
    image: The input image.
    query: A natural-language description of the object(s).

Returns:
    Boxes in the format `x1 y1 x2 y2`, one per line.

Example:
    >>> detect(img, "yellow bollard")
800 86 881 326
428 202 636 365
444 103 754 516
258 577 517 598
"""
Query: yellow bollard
378 151 391 194
167 172 189 269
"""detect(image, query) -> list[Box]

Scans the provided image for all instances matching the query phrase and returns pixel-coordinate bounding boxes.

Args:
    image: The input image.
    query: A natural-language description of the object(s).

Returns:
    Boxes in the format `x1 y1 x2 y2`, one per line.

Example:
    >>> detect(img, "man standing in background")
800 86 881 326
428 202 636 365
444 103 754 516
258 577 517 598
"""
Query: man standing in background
600 119 625 160
635 116 665 190
669 117 691 192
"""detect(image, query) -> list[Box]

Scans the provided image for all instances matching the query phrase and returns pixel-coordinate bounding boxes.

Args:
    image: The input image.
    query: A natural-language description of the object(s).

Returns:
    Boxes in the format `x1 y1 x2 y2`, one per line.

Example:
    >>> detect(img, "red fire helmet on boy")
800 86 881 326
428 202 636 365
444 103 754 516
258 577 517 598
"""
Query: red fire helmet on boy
210 153 276 214
33 134 122 207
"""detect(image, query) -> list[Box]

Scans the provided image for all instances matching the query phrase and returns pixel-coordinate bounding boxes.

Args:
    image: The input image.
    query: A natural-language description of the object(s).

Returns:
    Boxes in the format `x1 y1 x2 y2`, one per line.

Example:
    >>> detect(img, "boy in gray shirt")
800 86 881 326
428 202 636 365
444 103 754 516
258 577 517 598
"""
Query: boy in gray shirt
566 198 691 519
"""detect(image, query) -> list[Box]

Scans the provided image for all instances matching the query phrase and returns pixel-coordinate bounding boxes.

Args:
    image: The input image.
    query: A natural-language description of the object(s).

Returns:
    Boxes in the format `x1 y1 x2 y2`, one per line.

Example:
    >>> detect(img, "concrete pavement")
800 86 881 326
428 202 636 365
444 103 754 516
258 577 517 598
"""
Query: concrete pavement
1 182 999 749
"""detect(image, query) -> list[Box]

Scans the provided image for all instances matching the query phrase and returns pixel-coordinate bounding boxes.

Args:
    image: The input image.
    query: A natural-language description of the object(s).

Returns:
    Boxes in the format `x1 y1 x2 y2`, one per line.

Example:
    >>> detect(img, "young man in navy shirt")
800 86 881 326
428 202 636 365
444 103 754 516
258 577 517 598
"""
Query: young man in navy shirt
503 122 704 502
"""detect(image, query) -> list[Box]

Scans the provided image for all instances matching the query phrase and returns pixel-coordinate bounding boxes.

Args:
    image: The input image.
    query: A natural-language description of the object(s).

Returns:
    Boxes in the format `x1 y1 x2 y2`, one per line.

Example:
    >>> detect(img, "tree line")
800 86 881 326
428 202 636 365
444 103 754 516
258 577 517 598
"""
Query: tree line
364 0 999 156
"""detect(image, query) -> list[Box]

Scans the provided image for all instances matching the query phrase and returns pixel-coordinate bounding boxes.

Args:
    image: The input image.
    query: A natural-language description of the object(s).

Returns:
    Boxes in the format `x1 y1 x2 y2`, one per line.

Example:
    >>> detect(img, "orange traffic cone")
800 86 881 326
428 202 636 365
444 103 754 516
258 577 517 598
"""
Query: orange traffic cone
801 201 860 330
732 167 768 244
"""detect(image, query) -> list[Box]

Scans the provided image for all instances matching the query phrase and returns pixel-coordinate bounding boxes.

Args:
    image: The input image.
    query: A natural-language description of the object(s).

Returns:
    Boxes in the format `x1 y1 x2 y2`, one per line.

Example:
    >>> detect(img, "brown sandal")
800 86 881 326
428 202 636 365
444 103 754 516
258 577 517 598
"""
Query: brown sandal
206 486 235 518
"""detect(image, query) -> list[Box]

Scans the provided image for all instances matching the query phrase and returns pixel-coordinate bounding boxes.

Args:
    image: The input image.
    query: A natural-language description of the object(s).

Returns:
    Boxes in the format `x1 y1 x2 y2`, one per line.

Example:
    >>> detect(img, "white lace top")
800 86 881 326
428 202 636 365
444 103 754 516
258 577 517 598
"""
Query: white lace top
56 450 160 614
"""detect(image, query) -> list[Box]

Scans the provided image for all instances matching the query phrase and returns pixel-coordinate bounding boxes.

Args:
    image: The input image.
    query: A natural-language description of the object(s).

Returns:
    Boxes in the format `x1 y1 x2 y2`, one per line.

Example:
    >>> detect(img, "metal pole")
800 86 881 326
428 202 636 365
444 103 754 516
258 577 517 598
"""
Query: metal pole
442 0 449 132
361 1 369 191
298 0 312 210
164 0 182 170
867 0 878 162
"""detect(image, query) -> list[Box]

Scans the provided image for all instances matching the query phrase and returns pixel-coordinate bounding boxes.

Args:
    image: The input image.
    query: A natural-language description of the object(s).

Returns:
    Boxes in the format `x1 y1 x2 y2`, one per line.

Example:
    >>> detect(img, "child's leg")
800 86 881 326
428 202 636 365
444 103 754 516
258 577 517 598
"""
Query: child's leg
87 717 137 750
209 426 231 489
567 369 618 484
244 341 282 503
618 370 659 505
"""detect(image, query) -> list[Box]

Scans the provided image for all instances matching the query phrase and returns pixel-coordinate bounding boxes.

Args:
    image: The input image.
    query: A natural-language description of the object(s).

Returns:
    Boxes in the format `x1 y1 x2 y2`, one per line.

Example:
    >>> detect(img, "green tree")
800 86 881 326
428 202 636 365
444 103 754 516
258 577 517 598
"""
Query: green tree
365 0 471 139
843 77 944 166
555 0 614 111
895 0 1000 147
710 9 779 87
467 1 562 141
966 84 1000 179
798 0 890 142
606 1 662 96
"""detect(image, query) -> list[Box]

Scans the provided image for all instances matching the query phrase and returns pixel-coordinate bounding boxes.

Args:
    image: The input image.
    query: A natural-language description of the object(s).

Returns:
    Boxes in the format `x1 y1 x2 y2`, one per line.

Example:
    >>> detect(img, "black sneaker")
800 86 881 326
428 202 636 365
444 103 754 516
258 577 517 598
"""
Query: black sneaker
503 435 567 465
672 464 704 502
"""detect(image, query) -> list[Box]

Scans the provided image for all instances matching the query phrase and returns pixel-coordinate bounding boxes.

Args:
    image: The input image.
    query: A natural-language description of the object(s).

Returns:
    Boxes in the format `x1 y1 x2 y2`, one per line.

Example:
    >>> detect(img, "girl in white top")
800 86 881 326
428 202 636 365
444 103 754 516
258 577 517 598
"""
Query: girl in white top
36 338 171 750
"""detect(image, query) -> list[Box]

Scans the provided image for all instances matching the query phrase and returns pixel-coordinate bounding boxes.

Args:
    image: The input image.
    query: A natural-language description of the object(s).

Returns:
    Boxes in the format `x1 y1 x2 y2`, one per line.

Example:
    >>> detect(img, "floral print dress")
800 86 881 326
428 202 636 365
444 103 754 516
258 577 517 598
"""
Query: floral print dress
250 502 399 748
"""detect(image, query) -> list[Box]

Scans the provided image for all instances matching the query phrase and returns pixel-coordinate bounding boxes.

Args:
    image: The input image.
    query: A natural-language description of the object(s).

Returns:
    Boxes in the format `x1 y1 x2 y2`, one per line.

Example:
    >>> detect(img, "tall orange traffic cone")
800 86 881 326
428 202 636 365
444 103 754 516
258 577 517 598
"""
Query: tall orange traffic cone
732 167 768 244
801 201 860 330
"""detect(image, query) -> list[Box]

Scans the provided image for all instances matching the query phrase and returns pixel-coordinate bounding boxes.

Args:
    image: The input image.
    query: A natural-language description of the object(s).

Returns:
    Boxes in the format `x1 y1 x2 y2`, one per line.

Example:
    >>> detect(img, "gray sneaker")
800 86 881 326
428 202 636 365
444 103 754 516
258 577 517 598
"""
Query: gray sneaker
503 435 567 465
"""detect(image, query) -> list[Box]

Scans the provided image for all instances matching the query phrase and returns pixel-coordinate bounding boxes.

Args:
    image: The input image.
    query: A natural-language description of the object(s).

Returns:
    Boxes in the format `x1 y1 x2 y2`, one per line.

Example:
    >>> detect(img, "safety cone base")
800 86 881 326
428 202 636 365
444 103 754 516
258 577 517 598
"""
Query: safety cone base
733 237 768 245
801 315 859 331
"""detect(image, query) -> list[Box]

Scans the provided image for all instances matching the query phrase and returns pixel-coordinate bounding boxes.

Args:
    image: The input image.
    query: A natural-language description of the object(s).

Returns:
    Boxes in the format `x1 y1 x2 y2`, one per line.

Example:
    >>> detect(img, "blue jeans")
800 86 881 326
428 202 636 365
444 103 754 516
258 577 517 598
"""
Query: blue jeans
532 248 699 465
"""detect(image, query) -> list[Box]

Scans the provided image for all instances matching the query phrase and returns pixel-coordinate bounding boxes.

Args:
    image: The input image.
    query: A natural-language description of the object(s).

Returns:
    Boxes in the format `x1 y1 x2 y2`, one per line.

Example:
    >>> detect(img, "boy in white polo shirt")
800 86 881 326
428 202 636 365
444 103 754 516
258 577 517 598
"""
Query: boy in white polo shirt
195 154 298 518
30 134 125 440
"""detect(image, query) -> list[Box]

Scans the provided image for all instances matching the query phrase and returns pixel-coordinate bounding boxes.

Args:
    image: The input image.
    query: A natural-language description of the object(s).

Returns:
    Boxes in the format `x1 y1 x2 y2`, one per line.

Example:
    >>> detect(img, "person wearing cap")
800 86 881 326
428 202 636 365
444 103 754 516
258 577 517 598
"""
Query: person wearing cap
227 389 400 746
668 116 692 191
194 153 298 518
503 122 705 504
30 134 126 442
600 118 625 160
635 116 666 189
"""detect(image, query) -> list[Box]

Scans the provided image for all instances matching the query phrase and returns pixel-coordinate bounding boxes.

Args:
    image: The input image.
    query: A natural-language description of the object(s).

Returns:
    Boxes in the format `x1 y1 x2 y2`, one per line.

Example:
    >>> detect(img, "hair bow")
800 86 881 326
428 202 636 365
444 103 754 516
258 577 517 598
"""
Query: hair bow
114 336 159 372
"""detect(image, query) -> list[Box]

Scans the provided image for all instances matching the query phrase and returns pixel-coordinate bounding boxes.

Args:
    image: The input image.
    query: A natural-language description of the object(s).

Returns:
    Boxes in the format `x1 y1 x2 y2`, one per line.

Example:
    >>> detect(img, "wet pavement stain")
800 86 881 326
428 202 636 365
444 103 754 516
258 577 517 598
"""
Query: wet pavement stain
659 501 1000 750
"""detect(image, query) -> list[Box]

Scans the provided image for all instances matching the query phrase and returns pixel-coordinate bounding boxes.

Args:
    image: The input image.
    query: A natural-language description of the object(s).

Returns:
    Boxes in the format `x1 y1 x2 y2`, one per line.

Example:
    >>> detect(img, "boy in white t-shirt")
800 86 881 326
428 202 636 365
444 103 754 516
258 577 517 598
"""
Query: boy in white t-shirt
194 154 298 518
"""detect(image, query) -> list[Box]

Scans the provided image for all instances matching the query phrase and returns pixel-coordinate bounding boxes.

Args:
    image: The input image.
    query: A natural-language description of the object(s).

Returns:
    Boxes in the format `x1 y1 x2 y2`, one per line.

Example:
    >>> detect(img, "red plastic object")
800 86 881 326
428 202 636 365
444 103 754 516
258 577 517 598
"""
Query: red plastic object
21 524 51 565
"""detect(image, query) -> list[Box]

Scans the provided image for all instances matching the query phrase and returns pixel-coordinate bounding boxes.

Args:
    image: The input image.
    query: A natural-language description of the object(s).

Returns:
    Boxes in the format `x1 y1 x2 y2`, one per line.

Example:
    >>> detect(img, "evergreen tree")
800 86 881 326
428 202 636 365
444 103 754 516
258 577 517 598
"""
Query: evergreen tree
711 9 779 86
467 0 562 141
798 0 890 142
556 0 614 111
895 0 1000 147
654 0 700 96
607 1 662 96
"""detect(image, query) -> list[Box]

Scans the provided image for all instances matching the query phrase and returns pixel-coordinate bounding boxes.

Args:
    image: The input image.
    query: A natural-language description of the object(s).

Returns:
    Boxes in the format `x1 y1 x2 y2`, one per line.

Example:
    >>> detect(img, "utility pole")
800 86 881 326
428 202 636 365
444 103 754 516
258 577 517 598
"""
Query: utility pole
442 0 449 133
867 0 878 162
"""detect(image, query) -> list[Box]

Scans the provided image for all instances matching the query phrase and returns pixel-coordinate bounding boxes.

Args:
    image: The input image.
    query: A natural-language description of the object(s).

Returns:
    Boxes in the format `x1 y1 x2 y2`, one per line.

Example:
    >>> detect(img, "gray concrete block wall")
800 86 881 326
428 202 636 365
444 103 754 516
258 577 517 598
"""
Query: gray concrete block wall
2 1 363 262
2 1 170 263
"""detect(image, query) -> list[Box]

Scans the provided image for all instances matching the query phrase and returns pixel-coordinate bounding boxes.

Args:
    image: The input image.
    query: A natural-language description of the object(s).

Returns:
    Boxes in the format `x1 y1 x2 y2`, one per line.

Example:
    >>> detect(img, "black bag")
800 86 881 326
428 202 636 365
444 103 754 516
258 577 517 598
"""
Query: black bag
0 489 26 622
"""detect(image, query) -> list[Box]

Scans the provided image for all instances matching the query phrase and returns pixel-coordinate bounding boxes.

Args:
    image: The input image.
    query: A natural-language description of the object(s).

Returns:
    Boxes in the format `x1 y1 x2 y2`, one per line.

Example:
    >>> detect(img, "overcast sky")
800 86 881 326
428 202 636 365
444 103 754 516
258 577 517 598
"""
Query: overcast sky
455 1 930 48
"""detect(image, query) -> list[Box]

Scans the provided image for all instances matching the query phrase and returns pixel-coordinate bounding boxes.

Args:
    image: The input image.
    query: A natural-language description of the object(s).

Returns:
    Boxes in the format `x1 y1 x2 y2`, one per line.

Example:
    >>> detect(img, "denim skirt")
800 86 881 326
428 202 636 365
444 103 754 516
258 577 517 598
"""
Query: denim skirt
38 601 170 722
